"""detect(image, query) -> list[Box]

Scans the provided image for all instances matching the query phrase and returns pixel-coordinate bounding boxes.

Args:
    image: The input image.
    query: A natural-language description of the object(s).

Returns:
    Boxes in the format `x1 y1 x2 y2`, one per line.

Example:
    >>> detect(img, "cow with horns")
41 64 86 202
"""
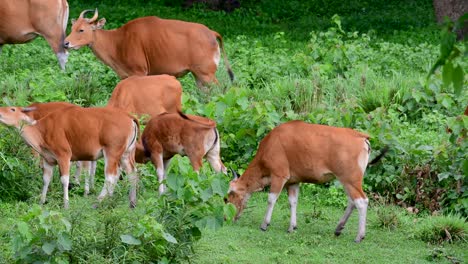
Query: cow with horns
64 9 234 88
0 0 69 69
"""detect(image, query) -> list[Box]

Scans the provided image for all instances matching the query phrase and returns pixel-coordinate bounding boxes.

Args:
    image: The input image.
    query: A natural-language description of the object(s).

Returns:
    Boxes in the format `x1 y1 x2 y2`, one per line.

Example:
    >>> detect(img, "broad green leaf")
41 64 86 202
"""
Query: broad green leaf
224 203 237 222
463 159 468 177
442 61 453 88
236 97 249 110
120 234 142 245
438 172 450 181
16 222 32 241
200 187 213 202
57 233 72 251
162 232 178 244
42 242 56 255
452 65 464 96
211 178 224 196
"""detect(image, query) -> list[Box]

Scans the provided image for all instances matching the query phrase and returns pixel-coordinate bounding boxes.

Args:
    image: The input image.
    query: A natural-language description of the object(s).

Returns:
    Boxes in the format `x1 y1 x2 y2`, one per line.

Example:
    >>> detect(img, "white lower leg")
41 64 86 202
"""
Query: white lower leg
354 198 368 242
157 167 165 194
261 193 279 231
98 173 118 201
61 174 70 209
40 163 53 204
288 184 299 232
73 161 82 185
90 161 96 190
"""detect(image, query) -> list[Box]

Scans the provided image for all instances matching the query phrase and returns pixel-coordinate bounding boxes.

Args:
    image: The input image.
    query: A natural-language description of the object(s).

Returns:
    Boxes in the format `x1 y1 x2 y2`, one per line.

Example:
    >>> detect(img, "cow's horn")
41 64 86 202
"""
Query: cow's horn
89 8 99 23
78 9 95 19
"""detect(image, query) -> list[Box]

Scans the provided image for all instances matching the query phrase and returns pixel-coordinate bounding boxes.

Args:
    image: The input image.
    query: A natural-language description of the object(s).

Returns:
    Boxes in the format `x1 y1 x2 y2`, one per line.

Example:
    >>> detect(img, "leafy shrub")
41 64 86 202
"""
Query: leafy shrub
375 205 401 230
11 205 73 263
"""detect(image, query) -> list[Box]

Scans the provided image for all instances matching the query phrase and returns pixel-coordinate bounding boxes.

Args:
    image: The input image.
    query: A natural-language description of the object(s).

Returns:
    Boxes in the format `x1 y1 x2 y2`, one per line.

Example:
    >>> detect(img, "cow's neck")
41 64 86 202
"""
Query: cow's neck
91 29 126 77
20 125 44 154
238 164 265 194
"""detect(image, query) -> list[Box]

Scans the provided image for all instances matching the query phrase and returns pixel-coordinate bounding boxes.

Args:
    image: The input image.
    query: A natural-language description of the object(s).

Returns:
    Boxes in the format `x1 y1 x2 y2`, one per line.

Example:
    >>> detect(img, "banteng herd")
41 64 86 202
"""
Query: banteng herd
0 1 389 243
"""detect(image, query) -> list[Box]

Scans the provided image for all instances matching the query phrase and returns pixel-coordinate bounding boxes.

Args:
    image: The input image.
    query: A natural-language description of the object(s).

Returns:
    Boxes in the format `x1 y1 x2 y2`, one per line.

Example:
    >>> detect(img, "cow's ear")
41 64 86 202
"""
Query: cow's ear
93 18 106 30
71 18 76 25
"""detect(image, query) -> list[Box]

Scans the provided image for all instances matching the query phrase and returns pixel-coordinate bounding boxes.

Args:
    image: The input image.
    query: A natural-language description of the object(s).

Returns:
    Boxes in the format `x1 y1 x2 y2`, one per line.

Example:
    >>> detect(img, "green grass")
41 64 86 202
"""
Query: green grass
192 192 467 264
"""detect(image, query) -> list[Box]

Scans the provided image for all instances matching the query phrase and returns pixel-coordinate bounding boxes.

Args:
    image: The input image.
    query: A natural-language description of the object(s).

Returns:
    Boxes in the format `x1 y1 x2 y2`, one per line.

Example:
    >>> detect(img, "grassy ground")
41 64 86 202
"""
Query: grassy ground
192 192 467 264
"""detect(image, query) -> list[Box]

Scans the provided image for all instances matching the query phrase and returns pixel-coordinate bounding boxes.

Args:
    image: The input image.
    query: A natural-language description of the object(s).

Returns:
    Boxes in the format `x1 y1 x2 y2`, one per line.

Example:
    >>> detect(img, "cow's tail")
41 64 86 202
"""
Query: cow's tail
177 110 216 128
368 145 389 165
213 31 234 82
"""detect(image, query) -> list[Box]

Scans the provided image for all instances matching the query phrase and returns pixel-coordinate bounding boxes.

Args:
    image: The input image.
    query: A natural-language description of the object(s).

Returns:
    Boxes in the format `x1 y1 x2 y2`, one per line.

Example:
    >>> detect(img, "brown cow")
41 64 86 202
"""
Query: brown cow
0 106 139 208
0 0 69 69
107 75 183 123
140 112 227 193
227 121 388 242
25 102 97 195
64 9 234 88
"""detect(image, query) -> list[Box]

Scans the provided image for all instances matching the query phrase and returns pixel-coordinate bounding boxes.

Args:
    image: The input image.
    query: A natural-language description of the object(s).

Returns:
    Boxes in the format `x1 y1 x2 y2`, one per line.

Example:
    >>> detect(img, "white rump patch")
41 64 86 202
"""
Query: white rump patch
213 46 221 66
358 140 370 174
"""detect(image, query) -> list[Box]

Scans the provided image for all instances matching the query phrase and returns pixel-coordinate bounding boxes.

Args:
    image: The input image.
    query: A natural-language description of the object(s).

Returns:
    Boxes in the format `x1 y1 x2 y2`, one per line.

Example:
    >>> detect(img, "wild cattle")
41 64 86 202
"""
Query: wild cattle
0 0 69 69
227 121 388 242
24 102 97 194
64 9 234 88
140 112 227 193
0 106 139 209
107 75 183 122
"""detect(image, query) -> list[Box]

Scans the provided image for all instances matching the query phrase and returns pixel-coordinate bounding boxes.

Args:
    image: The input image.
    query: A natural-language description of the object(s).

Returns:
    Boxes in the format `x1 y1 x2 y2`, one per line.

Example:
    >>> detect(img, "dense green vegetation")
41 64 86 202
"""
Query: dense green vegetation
0 0 466 262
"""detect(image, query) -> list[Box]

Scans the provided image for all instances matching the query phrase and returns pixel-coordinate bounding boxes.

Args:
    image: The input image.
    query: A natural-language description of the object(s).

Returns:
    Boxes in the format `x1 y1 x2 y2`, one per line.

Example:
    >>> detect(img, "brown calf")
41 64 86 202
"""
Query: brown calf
141 112 226 193
227 121 388 242
64 9 234 88
0 106 139 208
0 0 69 69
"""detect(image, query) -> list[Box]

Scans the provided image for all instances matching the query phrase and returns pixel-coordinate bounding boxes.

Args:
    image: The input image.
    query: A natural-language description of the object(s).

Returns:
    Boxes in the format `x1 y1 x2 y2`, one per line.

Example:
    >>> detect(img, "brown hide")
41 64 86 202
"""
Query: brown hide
107 75 183 122
0 0 69 69
141 112 225 193
30 106 138 163
26 102 78 120
65 10 233 86
228 121 375 242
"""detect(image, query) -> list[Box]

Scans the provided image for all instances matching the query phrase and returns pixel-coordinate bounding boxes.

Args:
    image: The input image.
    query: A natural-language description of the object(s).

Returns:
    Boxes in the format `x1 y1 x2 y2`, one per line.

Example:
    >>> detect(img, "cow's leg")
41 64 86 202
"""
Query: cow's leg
40 160 54 205
120 154 138 208
188 155 203 174
287 183 300 233
42 32 68 70
57 159 72 209
335 197 355 236
341 174 368 242
73 161 82 186
192 62 218 90
150 152 166 194
163 158 172 175
90 161 97 191
261 175 287 231
98 151 120 201
80 161 91 196
205 132 227 174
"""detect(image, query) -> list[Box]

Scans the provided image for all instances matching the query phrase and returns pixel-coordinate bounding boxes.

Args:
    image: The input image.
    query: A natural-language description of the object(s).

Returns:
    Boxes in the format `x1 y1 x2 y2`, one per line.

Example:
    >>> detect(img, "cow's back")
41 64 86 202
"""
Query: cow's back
27 102 77 120
114 16 218 76
107 74 182 118
37 107 135 159
257 121 369 180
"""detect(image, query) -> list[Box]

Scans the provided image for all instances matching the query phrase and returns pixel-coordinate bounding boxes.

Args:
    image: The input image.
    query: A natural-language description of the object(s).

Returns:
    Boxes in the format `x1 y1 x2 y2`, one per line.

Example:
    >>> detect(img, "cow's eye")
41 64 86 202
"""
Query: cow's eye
79 29 84 33
10 108 15 112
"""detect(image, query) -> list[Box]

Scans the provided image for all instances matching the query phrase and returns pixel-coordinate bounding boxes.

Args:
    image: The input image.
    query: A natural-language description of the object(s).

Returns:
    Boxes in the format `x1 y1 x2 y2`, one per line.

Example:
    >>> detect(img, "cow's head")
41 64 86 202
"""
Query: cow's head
227 179 250 221
64 9 106 50
0 107 37 128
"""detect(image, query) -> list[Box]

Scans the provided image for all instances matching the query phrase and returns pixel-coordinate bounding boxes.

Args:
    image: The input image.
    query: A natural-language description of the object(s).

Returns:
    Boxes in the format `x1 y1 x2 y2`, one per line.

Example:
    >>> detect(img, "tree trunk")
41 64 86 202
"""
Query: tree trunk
433 0 468 40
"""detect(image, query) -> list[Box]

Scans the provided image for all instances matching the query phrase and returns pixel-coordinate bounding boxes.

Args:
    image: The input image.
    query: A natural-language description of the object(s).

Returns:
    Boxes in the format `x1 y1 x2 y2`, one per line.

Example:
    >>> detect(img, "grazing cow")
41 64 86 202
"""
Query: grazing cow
107 75 183 123
0 0 69 69
24 102 97 194
140 112 227 193
227 121 388 242
0 106 139 209
64 9 234 88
